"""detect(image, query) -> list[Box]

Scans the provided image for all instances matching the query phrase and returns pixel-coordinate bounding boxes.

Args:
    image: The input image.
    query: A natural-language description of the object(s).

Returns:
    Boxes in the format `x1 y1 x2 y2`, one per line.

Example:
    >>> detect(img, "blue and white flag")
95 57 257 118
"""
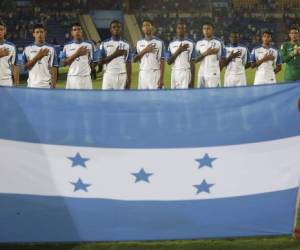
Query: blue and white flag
0 83 300 243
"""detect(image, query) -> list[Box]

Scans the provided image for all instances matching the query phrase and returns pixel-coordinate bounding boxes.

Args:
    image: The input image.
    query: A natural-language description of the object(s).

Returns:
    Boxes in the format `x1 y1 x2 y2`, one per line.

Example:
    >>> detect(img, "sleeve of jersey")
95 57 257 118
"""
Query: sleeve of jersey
250 49 256 63
51 49 59 67
246 49 251 64
92 44 99 63
191 45 197 61
160 42 166 60
12 46 17 65
21 49 27 65
276 51 282 65
165 45 172 61
126 47 133 63
220 45 226 59
99 44 107 61
59 46 67 61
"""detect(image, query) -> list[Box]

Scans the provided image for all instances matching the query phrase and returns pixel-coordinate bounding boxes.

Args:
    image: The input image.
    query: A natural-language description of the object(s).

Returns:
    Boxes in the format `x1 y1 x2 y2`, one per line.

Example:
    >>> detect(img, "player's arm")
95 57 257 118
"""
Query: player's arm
101 48 126 65
189 60 195 88
194 47 219 63
251 51 274 68
167 44 189 65
280 43 299 63
0 47 9 58
126 62 132 89
12 65 19 85
50 67 57 88
50 49 59 88
274 53 282 74
158 43 165 89
220 50 241 70
62 46 88 66
133 44 155 62
11 47 19 85
189 47 196 88
24 48 49 70
125 48 132 89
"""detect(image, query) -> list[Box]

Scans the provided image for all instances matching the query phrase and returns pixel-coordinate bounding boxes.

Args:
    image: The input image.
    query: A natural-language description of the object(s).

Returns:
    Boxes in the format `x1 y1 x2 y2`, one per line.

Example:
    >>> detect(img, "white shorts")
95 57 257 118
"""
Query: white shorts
197 72 220 88
254 72 276 85
0 78 13 87
66 75 93 89
171 69 191 89
102 72 127 90
138 70 160 90
224 73 247 87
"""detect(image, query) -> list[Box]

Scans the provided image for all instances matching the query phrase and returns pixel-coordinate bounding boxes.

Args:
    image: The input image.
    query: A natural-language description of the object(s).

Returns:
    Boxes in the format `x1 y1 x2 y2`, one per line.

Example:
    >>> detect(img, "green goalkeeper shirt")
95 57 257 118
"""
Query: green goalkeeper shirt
280 41 300 81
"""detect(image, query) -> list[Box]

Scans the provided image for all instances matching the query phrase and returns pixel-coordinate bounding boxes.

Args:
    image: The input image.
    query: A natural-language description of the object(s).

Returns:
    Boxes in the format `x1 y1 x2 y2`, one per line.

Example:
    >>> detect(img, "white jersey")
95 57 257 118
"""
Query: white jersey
166 38 196 70
195 37 225 77
61 40 97 77
99 37 132 74
22 43 58 88
0 41 17 85
224 44 250 75
250 45 281 85
136 36 165 71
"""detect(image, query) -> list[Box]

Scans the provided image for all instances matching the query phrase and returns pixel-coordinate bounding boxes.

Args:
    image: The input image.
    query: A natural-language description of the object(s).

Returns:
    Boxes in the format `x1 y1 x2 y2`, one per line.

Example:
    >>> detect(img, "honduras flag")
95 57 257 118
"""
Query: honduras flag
0 83 300 243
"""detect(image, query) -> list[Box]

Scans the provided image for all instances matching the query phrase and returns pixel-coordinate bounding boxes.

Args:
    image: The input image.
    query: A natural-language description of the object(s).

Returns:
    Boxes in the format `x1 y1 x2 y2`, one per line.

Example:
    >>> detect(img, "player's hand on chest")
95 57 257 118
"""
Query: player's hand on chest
0 46 11 58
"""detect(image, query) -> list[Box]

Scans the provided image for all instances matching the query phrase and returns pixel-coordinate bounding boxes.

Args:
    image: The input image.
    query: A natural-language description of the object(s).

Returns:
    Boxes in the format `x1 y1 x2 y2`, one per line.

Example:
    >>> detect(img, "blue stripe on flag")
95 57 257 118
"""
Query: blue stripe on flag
0 83 299 148
0 188 297 242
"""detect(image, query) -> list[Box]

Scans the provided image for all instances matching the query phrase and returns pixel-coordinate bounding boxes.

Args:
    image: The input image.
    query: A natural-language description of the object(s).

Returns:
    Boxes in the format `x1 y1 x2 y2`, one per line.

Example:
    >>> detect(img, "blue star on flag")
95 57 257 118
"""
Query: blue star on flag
194 180 214 194
70 178 91 192
68 153 90 168
132 168 153 183
195 153 217 169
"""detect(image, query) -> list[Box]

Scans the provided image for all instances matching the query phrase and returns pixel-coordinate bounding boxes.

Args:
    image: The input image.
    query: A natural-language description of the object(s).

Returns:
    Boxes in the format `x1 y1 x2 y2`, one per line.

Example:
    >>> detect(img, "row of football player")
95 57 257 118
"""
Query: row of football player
0 20 300 89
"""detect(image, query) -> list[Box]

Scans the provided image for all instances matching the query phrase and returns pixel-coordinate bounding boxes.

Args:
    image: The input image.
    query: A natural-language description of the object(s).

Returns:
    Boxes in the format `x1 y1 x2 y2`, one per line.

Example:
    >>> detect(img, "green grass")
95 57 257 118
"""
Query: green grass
19 63 285 89
8 64 300 249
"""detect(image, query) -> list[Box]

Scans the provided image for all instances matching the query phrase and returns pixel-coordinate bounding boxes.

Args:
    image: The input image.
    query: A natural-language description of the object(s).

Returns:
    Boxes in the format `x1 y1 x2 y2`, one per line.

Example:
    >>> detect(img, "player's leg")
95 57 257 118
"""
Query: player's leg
150 70 161 89
102 72 114 90
0 78 13 86
171 69 176 89
197 70 205 88
206 76 220 88
176 70 190 89
235 74 247 86
138 70 147 89
116 73 127 90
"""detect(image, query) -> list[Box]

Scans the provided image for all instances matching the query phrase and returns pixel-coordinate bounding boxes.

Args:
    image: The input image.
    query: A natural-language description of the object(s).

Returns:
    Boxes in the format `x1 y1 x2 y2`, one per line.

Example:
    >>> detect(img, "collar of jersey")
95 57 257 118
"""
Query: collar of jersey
72 39 83 44
203 36 216 41
0 39 7 45
110 37 121 41
34 42 46 47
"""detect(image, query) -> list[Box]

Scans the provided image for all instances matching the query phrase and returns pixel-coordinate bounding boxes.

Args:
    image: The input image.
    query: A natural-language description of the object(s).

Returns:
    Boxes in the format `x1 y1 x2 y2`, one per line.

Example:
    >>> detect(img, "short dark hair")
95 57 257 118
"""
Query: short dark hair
262 30 272 37
0 21 6 28
70 22 82 30
230 30 240 35
143 19 154 26
33 23 46 32
176 21 186 27
202 22 214 29
289 25 299 32
110 20 121 28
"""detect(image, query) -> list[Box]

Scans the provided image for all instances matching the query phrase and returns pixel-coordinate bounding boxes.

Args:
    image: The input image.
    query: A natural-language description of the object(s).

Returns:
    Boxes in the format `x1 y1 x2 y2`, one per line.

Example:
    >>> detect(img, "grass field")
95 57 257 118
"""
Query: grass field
6 64 300 249
19 63 285 89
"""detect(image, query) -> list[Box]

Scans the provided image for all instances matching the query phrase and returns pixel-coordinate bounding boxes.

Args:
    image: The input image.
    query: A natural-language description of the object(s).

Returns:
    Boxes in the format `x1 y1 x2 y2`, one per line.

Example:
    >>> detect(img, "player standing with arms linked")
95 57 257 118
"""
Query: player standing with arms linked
250 31 282 85
99 20 132 90
166 22 196 89
195 22 225 88
23 24 58 88
133 19 165 89
61 23 98 89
